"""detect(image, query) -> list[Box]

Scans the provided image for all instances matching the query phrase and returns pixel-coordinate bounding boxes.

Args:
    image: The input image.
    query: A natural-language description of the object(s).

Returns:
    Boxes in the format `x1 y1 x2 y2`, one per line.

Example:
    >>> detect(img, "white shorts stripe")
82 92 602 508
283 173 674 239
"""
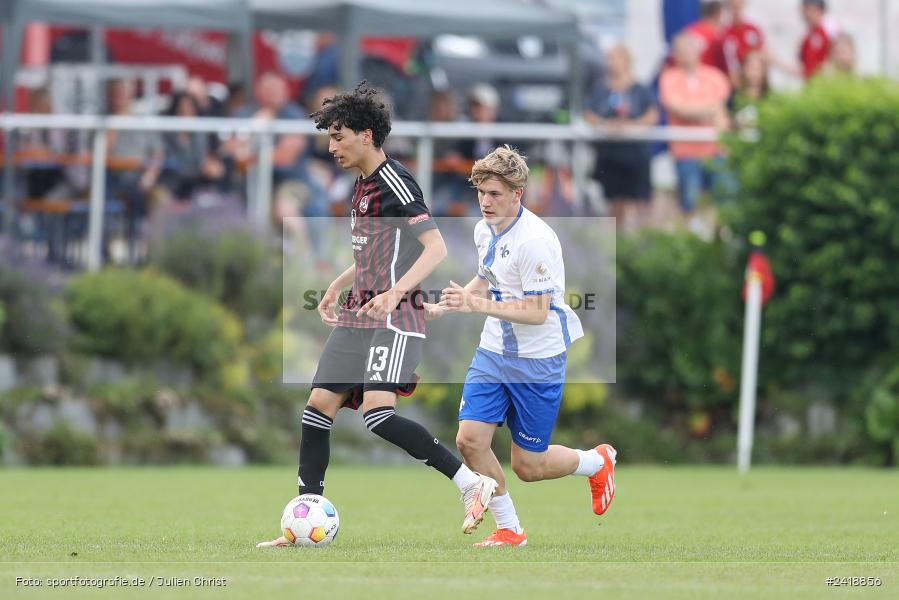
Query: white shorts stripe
383 332 400 382
388 335 407 383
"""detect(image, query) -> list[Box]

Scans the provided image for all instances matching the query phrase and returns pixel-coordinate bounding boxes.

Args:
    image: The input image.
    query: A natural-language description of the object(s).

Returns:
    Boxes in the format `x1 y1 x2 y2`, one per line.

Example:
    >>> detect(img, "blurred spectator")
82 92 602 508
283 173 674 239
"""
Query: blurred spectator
224 82 248 117
15 87 86 265
104 79 164 225
827 33 856 76
186 75 224 117
799 0 838 79
304 34 340 98
458 83 502 161
730 50 769 130
660 33 731 214
720 0 765 87
16 88 72 199
226 72 328 263
584 44 658 230
685 1 726 72
158 92 227 202
427 89 470 217
439 83 504 217
303 84 353 217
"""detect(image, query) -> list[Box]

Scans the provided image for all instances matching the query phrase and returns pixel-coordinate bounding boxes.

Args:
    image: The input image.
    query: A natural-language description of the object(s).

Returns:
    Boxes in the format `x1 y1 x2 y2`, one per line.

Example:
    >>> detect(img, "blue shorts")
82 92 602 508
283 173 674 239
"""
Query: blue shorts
459 348 567 452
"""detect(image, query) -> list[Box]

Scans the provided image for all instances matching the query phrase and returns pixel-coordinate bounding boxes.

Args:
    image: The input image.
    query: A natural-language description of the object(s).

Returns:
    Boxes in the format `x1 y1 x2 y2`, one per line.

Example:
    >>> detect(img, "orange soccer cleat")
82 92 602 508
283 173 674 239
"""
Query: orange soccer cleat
588 444 617 515
473 528 528 547
461 473 498 534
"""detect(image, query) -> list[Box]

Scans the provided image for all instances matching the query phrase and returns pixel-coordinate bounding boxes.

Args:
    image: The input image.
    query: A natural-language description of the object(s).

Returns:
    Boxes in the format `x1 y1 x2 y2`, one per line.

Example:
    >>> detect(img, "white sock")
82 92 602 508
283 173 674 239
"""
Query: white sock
489 492 522 534
452 463 480 492
573 448 604 477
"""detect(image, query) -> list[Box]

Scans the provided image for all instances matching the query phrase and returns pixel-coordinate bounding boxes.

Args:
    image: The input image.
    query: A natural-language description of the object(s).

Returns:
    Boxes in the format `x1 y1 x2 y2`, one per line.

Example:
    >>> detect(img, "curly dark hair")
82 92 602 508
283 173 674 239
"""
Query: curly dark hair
309 81 391 148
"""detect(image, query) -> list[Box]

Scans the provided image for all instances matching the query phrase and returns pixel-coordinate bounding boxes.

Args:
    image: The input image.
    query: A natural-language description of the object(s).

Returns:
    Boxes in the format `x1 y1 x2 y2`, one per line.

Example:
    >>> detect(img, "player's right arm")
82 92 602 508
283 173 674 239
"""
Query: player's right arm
318 263 355 326
464 275 489 298
424 276 488 320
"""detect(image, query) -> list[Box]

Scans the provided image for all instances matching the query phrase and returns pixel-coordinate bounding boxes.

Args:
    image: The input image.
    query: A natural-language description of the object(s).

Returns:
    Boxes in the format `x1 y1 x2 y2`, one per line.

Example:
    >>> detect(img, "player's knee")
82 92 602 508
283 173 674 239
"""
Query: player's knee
307 389 342 419
455 431 488 457
511 459 543 482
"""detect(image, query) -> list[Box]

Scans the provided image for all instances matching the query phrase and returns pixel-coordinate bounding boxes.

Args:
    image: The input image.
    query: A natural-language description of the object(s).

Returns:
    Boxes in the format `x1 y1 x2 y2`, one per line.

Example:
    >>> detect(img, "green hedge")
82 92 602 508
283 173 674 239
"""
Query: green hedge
148 221 282 327
0 261 66 356
616 231 744 431
726 76 899 391
65 269 242 380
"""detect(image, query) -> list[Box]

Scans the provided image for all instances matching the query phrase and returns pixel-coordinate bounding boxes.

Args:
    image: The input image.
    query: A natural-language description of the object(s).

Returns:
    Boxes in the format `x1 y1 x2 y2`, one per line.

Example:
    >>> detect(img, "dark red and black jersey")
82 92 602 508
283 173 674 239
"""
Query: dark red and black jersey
337 157 438 337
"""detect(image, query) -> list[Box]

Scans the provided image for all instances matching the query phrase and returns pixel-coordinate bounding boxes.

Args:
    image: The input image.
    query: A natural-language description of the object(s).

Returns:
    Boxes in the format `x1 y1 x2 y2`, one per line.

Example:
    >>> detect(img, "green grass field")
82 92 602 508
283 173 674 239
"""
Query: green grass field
1 466 897 599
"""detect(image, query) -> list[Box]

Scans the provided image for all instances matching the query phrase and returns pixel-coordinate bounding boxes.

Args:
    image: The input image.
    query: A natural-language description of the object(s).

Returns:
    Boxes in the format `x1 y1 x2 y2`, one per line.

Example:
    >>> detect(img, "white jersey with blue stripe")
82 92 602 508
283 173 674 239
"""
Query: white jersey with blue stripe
474 205 583 359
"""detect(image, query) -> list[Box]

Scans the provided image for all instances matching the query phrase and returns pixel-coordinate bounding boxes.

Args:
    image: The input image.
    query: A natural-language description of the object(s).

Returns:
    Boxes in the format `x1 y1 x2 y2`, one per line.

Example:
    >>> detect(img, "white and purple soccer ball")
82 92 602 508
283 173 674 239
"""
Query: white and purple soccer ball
280 494 340 547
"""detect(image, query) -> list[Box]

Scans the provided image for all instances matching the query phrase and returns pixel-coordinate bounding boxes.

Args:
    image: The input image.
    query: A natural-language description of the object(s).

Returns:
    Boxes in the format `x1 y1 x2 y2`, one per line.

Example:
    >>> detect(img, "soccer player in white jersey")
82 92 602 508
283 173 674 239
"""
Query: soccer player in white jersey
435 145 617 547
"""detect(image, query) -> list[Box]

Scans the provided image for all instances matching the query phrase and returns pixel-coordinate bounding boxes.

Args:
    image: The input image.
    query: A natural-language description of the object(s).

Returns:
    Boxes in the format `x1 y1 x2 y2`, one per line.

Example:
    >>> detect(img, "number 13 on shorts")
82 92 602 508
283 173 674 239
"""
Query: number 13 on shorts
363 332 421 385
367 346 389 372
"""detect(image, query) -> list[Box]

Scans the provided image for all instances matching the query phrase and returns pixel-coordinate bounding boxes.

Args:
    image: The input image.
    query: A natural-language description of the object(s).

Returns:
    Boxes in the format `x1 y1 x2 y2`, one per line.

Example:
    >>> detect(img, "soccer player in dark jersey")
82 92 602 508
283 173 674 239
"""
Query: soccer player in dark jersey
257 82 497 547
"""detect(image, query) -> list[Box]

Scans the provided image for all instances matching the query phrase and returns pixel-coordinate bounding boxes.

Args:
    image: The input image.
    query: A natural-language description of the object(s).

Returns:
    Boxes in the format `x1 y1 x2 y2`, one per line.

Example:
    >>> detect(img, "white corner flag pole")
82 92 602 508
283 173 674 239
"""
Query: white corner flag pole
737 273 763 473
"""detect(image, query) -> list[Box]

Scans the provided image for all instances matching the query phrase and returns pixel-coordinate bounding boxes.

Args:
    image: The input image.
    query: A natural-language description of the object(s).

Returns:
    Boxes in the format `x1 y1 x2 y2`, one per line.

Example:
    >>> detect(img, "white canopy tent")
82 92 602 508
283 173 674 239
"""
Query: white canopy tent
1 0 254 110
1 0 254 237
250 0 583 111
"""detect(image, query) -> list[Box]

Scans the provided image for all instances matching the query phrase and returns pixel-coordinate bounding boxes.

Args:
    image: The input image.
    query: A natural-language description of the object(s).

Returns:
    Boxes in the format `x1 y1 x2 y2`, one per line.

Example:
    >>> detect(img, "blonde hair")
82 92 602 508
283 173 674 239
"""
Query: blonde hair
469 145 529 191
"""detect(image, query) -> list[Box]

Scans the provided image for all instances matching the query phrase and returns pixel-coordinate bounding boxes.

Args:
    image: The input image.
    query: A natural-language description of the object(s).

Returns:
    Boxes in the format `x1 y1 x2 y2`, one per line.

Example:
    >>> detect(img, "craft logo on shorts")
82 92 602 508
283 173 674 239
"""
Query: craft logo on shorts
407 213 430 226
518 431 541 444
359 195 369 213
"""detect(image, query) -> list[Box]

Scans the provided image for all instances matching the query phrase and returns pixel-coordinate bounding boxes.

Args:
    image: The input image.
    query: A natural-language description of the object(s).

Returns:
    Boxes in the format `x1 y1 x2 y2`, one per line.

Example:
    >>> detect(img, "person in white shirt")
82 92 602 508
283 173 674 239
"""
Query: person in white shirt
431 145 617 547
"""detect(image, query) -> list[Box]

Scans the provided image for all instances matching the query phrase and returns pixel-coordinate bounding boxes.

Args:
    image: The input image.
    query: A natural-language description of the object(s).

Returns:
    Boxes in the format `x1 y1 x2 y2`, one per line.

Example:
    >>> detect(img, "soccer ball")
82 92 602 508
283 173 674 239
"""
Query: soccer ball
280 494 340 547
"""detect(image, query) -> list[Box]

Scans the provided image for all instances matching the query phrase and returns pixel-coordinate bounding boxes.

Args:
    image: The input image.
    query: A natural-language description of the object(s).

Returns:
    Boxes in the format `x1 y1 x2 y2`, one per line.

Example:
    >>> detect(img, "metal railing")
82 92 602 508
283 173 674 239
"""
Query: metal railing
0 113 720 271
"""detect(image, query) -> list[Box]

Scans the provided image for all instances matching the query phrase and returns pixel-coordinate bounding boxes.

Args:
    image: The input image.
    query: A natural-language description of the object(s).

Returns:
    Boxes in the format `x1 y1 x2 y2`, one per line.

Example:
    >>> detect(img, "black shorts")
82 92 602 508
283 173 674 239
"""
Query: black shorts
311 327 422 410
594 156 651 201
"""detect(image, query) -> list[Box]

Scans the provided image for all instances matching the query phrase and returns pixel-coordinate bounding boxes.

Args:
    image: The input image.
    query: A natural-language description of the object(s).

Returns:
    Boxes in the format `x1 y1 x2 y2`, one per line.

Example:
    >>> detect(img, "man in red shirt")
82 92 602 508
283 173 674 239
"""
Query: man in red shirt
720 0 765 85
799 0 833 79
685 1 726 71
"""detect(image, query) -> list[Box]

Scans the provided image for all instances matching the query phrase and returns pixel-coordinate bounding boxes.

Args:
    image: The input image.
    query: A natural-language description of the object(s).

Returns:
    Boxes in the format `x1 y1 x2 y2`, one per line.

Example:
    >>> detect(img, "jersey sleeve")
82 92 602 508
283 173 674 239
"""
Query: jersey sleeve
474 223 488 280
378 164 438 238
519 238 557 295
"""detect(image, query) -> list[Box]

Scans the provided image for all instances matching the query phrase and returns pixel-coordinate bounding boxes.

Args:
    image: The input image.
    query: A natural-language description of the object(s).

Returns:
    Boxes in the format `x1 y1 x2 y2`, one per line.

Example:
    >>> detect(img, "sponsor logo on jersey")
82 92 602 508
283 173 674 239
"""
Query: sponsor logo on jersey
408 213 430 226
352 234 368 251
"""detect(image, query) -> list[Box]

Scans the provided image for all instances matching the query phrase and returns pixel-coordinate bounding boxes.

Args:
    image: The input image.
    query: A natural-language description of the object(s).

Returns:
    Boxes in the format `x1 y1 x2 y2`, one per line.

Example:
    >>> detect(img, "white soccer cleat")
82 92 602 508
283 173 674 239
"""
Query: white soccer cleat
256 535 291 548
461 473 498 534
